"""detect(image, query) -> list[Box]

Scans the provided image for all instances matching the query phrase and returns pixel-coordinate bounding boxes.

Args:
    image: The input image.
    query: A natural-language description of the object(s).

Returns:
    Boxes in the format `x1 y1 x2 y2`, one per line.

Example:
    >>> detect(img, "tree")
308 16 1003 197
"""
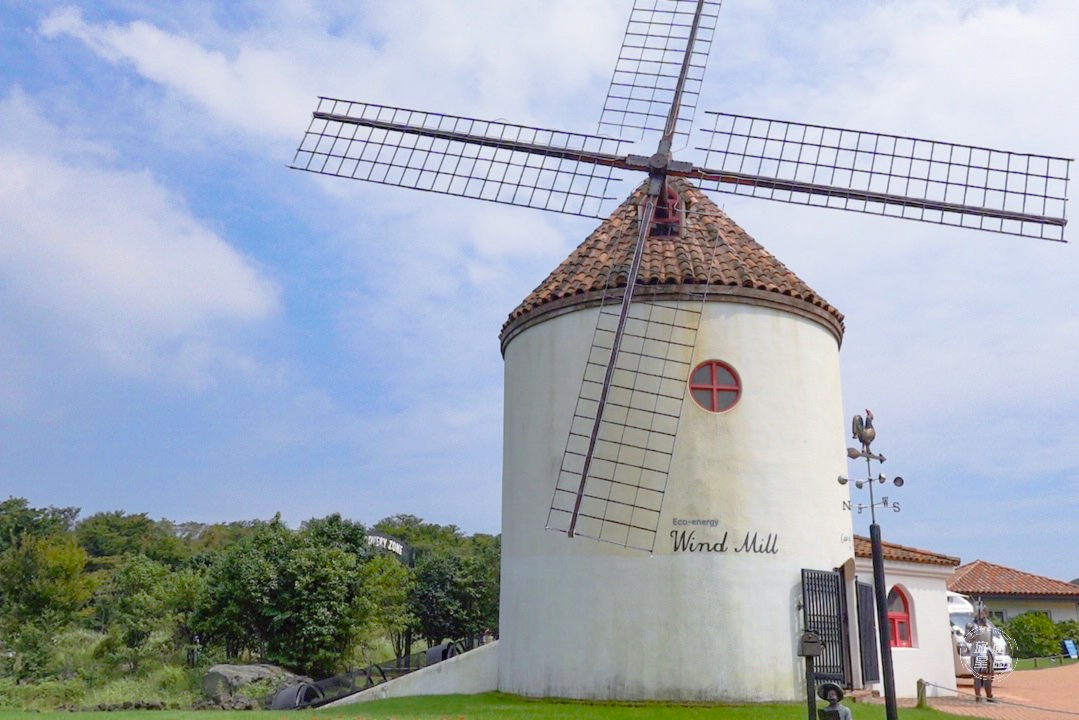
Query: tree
76 511 188 566
265 544 366 677
462 534 500 636
94 554 170 650
0 534 94 629
375 514 464 555
302 513 371 560
194 517 296 659
410 551 471 646
160 566 208 665
0 497 79 553
1005 612 1059 658
0 534 94 679
360 552 415 658
194 517 371 676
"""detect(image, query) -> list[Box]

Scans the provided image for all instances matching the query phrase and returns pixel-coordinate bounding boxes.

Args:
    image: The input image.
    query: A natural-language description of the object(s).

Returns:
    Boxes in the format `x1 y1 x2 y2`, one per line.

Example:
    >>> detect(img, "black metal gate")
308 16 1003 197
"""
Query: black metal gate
801 568 850 686
856 580 880 683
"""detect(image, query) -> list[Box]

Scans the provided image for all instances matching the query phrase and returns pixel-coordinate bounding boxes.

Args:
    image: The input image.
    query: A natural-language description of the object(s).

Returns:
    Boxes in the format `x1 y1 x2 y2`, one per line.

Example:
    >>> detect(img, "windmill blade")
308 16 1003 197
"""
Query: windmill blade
694 112 1071 241
292 98 629 218
547 284 704 553
547 187 720 553
599 0 722 145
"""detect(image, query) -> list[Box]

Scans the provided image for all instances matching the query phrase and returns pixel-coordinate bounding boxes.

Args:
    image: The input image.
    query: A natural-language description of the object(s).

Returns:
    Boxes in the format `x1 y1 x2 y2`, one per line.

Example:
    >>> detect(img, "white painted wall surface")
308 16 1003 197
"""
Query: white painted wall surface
979 599 1079 623
324 642 499 706
500 299 853 701
854 559 958 698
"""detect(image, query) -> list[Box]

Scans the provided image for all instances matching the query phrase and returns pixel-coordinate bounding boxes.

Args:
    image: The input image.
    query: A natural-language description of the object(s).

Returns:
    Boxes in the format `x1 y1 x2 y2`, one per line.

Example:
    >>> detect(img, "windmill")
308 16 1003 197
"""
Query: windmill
291 1 1070 556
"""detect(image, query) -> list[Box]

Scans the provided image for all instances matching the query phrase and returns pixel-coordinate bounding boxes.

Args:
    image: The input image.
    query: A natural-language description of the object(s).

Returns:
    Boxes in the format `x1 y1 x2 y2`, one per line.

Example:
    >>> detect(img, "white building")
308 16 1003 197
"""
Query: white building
499 180 855 702
852 536 960 699
333 182 965 707
948 560 1079 624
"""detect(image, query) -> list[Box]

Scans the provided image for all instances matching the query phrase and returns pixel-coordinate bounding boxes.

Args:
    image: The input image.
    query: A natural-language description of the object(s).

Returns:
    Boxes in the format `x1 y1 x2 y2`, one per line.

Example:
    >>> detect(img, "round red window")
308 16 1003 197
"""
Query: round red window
689 360 741 413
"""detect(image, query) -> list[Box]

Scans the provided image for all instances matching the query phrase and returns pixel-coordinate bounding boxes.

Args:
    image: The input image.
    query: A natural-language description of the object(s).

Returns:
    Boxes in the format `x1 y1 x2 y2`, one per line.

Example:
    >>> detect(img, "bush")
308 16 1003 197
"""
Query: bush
0 676 88 711
1057 620 1079 642
1006 612 1060 658
46 628 107 684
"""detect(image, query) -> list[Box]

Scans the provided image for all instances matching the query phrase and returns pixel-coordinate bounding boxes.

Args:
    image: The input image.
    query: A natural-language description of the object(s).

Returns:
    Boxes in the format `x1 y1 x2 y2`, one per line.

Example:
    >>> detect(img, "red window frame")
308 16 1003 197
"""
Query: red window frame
688 360 741 413
887 587 913 648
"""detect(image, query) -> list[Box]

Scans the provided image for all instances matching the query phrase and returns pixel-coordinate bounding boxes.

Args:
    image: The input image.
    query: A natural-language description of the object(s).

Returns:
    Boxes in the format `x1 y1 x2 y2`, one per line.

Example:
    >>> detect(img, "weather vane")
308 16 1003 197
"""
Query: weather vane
839 409 905 720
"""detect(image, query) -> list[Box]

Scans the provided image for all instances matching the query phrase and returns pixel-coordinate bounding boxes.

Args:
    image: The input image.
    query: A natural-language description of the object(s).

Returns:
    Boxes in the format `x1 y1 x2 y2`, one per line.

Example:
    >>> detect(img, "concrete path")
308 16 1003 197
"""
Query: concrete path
928 664 1079 720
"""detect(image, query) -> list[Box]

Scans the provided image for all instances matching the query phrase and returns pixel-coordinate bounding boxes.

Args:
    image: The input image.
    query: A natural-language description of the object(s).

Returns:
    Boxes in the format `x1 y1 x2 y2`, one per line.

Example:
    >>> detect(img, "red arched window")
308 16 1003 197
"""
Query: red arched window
887 587 913 648
688 360 741 413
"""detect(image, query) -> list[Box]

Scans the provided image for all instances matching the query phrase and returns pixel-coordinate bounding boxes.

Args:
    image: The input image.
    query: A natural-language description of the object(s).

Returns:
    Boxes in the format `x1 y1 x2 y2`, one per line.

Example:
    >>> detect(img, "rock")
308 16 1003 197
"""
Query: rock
201 663 310 701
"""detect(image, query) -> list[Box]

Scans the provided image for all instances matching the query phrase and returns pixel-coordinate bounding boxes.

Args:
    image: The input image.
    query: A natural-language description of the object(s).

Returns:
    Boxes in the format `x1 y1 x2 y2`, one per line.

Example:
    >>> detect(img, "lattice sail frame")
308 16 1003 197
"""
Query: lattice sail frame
697 113 1070 241
293 98 628 219
546 281 705 552
599 0 723 145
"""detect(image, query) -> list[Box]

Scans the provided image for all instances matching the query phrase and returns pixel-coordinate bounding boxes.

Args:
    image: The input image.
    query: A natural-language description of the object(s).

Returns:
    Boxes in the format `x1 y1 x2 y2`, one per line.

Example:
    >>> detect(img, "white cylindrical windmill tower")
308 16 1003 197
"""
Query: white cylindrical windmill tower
498 178 854 701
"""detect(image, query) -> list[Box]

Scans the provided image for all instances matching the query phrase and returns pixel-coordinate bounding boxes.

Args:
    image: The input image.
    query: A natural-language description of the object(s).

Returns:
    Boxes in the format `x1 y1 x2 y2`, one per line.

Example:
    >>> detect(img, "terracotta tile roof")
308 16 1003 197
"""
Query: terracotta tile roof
948 559 1079 598
501 178 844 342
853 534 961 567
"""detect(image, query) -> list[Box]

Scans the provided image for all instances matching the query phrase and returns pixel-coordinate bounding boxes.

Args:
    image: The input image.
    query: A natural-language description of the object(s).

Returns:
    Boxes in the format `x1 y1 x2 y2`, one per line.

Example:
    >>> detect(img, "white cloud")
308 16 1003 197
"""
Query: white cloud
38 1 624 144
0 91 279 390
40 6 314 141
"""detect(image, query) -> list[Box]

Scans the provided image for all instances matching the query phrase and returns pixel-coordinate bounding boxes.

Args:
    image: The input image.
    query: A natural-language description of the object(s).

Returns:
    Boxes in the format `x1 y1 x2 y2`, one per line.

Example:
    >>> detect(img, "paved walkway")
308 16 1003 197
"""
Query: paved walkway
926 664 1079 720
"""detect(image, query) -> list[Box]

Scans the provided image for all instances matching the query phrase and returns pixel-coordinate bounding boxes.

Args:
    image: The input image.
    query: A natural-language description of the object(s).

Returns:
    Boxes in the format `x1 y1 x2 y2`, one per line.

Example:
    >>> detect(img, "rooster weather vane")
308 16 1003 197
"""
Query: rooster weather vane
852 409 876 454
291 0 1070 553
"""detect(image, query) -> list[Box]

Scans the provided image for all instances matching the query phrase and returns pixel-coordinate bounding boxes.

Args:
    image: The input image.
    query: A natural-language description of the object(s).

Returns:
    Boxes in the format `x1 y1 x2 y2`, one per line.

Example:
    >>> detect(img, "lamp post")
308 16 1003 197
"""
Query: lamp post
839 411 904 720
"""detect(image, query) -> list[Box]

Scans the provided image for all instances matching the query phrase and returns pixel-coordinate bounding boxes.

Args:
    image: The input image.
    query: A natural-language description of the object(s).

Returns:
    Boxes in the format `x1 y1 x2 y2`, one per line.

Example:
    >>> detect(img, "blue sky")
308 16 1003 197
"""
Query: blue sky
1 0 1076 582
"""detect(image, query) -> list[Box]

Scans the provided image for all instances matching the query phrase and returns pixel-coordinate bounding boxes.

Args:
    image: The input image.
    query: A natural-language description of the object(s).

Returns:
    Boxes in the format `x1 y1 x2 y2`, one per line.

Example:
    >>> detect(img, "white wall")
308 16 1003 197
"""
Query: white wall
500 298 852 701
855 558 957 698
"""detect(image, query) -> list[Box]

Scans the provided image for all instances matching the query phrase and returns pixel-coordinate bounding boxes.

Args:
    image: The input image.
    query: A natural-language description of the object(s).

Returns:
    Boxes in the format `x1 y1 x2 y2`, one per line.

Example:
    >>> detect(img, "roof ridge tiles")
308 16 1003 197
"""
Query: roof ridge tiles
948 559 1079 597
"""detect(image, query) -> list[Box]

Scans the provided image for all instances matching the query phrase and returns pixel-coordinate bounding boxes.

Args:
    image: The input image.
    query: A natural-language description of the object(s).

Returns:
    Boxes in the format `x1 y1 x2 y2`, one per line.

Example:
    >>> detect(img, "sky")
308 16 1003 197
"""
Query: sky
0 0 1076 582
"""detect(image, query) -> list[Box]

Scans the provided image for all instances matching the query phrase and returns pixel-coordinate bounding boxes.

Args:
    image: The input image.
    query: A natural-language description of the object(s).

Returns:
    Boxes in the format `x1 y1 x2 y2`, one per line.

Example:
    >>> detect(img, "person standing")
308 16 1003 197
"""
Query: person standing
965 608 997 702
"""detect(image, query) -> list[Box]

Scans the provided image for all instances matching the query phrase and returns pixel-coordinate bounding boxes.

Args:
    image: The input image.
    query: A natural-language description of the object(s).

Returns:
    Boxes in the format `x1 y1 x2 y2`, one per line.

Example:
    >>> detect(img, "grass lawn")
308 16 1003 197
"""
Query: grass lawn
1013 656 1079 670
0 693 962 720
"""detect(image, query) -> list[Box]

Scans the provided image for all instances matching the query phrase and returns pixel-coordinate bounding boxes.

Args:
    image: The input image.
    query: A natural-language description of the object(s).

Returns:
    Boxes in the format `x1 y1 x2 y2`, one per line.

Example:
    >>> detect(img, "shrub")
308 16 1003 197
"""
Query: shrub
1006 612 1060 658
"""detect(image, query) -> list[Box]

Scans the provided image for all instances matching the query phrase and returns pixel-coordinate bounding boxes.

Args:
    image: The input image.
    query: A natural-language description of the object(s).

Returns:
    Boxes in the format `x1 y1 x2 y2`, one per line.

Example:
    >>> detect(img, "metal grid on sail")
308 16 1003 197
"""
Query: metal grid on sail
696 112 1071 241
292 98 627 218
547 284 703 553
599 0 722 144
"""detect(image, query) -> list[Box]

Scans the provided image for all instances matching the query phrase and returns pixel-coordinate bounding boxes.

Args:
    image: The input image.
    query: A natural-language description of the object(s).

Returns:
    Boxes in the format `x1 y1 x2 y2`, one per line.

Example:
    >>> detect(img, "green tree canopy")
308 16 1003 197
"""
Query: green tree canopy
361 551 416 658
302 513 371 559
194 516 370 676
0 497 79 553
76 511 189 566
410 550 471 646
0 534 94 630
375 514 464 555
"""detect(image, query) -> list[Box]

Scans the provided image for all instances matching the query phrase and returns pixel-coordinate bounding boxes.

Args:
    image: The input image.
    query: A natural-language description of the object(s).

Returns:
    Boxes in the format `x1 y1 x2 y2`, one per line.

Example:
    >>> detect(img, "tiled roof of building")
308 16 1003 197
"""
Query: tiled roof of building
853 535 961 567
501 178 844 343
948 559 1079 597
